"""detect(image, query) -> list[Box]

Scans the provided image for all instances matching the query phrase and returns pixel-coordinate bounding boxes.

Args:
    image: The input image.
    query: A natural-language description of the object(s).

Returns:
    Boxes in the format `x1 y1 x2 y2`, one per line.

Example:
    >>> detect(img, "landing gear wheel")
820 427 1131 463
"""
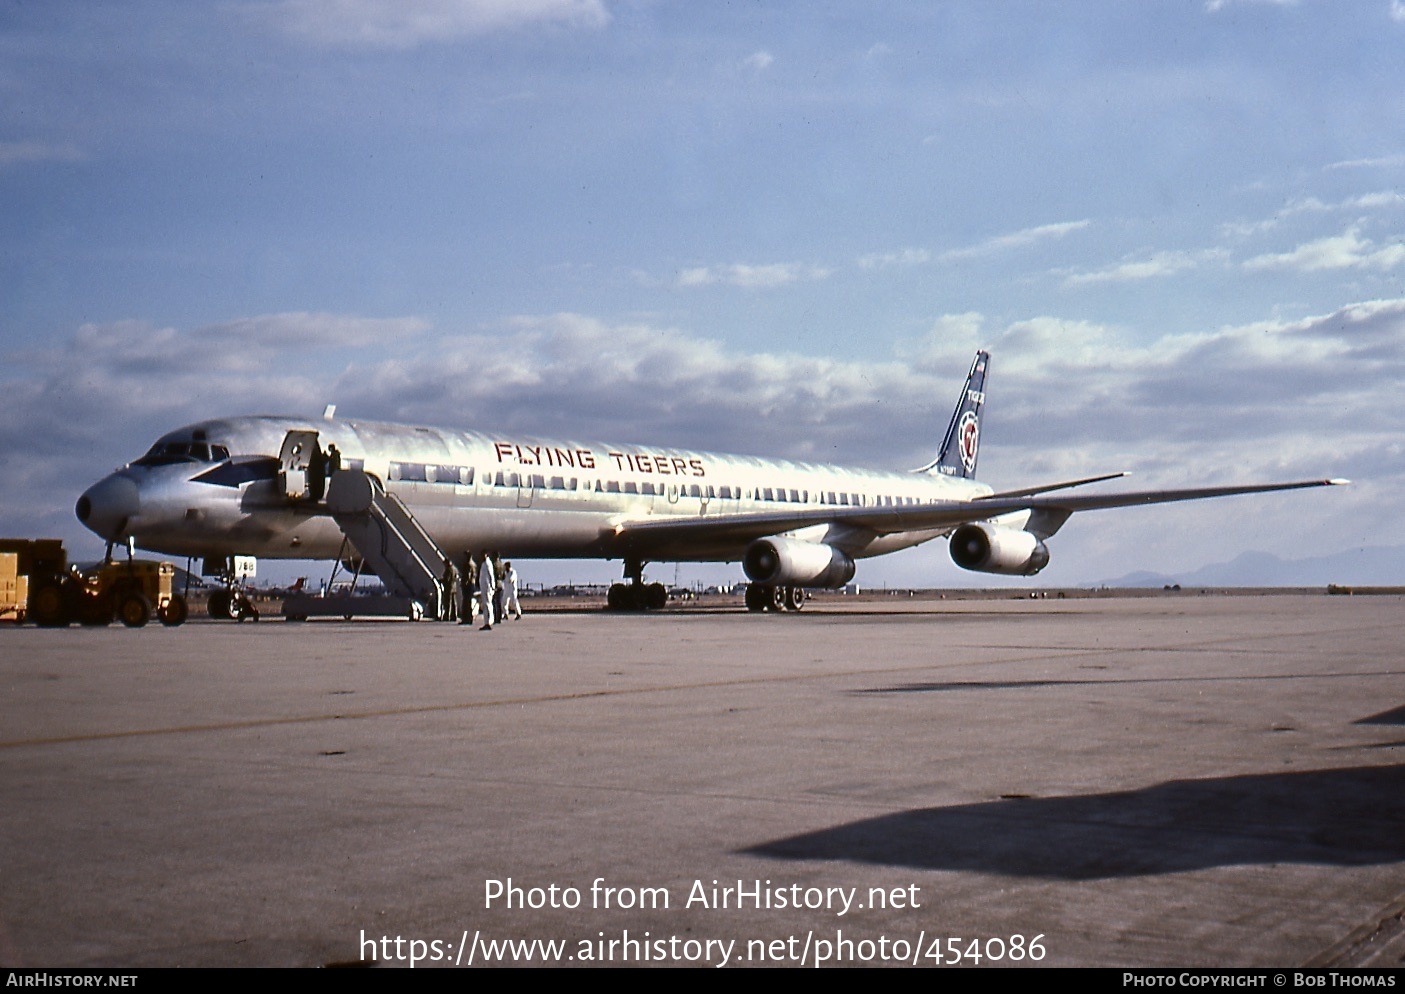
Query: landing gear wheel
784 585 805 611
231 593 259 622
208 590 230 620
607 583 628 611
118 592 152 628
769 585 787 612
745 583 768 612
646 582 668 610
158 594 188 627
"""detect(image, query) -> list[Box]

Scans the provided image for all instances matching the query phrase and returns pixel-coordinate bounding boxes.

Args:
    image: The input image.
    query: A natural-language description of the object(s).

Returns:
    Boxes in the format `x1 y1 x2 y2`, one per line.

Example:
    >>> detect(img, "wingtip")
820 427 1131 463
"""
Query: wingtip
1328 478 1351 486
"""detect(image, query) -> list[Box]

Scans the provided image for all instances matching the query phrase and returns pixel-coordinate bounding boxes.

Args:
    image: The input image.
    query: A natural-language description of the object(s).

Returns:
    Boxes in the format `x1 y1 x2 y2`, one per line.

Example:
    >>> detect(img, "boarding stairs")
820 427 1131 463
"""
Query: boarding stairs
324 469 449 618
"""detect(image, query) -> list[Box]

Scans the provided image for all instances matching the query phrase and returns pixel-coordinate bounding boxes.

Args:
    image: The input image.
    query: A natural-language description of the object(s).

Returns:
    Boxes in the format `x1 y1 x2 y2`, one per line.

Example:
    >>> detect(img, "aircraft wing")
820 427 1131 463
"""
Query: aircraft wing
603 477 1347 554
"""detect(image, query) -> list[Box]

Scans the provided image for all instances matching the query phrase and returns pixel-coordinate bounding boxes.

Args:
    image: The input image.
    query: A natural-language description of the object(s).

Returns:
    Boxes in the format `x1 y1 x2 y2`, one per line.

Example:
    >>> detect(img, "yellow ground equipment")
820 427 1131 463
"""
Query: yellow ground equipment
1 551 28 623
66 559 188 628
0 539 67 627
0 538 188 628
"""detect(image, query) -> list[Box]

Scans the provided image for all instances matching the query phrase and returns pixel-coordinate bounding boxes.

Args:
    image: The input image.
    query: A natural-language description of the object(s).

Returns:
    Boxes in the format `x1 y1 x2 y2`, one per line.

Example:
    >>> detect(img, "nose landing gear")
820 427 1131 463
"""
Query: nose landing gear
203 556 260 622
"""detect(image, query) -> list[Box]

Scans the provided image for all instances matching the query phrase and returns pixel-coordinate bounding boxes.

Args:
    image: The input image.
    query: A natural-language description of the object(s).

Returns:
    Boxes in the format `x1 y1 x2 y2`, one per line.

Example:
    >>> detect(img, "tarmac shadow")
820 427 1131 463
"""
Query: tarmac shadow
743 763 1405 880
1357 704 1405 726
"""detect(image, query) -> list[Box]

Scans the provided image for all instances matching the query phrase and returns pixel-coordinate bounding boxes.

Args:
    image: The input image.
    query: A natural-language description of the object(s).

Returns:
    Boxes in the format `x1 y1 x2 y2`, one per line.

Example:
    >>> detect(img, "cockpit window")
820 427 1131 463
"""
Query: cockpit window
133 440 231 467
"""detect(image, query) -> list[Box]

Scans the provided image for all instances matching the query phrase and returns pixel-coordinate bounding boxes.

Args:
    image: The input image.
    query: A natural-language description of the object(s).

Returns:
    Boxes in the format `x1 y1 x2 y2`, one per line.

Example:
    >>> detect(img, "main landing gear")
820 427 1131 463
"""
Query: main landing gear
744 583 806 612
605 559 669 612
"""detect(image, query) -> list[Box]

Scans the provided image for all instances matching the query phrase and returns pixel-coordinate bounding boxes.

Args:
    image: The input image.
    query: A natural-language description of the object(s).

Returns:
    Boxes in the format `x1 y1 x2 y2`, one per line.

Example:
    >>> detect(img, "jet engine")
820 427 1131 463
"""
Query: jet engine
949 523 1050 576
743 537 856 589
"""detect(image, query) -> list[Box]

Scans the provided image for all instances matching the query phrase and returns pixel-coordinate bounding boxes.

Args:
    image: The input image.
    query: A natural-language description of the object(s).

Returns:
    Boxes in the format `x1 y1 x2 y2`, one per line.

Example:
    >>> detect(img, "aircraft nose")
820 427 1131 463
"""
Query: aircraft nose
76 474 140 541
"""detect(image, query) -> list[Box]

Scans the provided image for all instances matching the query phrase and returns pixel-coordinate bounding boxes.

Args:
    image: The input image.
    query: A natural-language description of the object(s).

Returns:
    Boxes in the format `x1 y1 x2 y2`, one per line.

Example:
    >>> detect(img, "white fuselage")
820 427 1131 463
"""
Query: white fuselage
77 415 992 566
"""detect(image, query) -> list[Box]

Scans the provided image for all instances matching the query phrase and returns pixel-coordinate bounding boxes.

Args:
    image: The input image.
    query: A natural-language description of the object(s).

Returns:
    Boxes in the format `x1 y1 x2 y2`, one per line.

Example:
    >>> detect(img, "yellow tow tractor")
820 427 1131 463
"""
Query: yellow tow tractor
66 558 188 628
4 538 189 628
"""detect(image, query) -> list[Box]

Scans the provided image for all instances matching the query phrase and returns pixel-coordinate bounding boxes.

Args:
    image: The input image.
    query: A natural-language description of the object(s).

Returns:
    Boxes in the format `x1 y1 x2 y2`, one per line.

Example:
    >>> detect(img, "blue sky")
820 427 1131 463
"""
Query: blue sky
3 0 1403 587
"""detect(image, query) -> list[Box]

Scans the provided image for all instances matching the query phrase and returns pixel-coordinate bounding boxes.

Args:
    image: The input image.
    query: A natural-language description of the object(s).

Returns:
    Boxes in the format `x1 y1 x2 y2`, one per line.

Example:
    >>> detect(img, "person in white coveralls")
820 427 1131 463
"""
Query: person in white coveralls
502 561 523 620
477 551 497 630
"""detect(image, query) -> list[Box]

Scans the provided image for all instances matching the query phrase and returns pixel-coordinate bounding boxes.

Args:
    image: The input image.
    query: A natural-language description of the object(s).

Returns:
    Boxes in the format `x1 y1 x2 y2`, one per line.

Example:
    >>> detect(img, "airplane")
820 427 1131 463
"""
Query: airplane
75 351 1345 615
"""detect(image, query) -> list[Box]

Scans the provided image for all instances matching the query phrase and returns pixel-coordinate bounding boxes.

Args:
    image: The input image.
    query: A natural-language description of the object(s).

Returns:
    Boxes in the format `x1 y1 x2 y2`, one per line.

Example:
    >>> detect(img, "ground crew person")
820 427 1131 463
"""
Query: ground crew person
491 552 506 624
502 561 523 620
442 559 460 622
460 552 476 626
477 552 497 630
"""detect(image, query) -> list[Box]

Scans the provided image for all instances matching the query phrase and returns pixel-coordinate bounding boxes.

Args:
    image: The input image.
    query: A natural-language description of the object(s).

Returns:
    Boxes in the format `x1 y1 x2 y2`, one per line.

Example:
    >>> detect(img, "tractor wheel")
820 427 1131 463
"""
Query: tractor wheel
158 594 188 627
118 592 152 628
31 582 70 628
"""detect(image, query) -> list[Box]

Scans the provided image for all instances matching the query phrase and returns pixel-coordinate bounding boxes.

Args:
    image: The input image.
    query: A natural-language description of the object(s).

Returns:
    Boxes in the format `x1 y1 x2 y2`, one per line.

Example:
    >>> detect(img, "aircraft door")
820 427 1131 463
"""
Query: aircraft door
279 430 323 502
516 473 539 509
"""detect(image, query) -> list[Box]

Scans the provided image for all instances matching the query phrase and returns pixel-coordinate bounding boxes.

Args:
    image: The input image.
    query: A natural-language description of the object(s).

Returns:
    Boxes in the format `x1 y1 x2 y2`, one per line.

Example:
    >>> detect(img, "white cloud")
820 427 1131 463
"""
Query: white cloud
675 262 831 289
324 312 948 467
1243 226 1405 273
1065 248 1229 286
198 312 430 351
857 248 931 271
1342 191 1405 211
0 140 83 168
938 220 1091 262
1222 190 1405 238
1325 153 1405 171
1205 0 1298 11
0 312 428 451
742 50 774 73
255 0 609 49
1393 0 1405 23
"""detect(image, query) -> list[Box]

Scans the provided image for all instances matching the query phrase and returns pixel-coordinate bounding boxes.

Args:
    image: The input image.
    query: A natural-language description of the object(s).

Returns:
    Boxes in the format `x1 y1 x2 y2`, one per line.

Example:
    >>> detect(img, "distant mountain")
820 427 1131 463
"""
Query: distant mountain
1096 546 1405 588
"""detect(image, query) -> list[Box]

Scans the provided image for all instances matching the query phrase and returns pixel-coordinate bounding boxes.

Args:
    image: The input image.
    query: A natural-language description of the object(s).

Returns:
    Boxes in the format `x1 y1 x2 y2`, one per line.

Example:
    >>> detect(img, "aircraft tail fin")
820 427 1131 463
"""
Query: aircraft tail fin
919 350 989 479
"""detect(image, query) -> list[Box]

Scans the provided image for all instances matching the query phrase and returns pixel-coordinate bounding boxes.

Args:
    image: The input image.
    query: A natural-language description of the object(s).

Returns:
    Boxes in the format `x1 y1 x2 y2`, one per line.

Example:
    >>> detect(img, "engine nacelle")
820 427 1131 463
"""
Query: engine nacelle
743 537 856 589
949 523 1050 576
